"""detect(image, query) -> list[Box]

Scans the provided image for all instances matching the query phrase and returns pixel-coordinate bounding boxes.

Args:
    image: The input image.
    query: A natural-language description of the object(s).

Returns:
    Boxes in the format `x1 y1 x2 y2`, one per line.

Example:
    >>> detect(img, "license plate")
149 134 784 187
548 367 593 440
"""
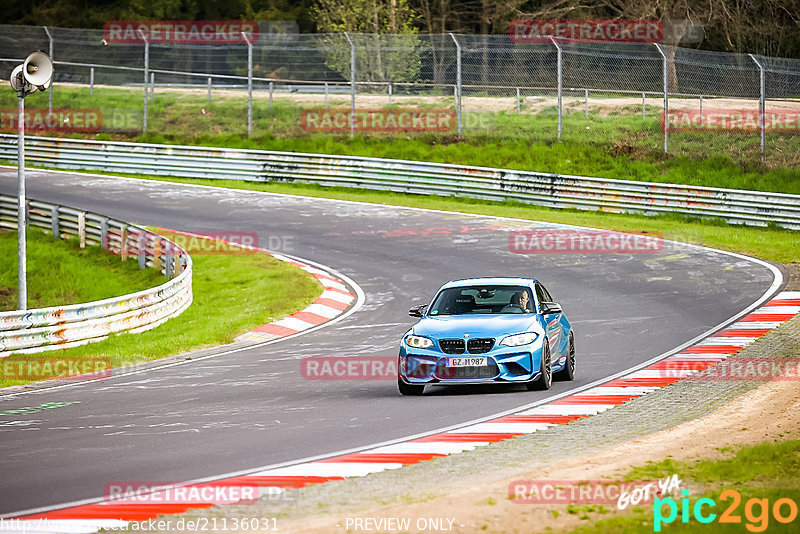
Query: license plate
448 357 487 367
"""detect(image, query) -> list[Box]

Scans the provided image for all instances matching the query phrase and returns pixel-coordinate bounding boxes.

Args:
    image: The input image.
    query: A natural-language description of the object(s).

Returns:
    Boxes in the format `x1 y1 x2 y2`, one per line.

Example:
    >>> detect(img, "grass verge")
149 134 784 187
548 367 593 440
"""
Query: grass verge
0 231 323 389
562 439 800 533
0 228 163 311
3 85 800 191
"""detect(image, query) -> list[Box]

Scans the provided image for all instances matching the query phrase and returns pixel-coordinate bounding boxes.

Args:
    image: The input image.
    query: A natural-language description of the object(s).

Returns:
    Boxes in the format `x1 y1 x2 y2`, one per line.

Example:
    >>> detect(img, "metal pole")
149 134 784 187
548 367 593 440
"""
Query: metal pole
17 90 26 310
449 33 462 136
699 94 703 114
44 26 53 113
269 81 273 109
654 44 668 153
584 89 588 119
139 30 149 134
243 32 253 136
207 77 211 104
388 82 392 106
150 72 154 99
345 32 356 138
749 54 766 158
550 37 562 139
516 88 521 114
324 82 329 109
642 92 646 119
90 67 94 95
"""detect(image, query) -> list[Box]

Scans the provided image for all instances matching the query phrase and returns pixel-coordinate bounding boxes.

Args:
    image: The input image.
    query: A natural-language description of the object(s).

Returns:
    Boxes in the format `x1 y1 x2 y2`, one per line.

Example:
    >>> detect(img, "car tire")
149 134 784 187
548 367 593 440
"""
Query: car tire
554 332 576 381
398 379 425 396
527 340 552 391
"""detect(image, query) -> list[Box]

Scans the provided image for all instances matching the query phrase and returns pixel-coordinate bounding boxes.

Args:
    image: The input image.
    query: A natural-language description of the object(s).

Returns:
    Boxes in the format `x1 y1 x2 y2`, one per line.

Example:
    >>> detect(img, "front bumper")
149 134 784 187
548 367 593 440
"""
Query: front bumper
399 341 545 385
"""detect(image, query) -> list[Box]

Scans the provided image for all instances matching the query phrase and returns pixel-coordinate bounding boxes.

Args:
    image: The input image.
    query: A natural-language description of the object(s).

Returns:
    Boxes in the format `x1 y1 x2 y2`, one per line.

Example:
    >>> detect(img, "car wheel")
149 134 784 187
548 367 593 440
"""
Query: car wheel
398 379 425 396
527 340 552 391
555 332 575 381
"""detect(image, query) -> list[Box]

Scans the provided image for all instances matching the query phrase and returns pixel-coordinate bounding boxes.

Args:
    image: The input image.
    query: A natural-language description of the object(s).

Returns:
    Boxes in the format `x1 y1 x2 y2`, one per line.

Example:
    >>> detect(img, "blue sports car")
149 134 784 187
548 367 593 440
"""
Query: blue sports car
398 277 575 395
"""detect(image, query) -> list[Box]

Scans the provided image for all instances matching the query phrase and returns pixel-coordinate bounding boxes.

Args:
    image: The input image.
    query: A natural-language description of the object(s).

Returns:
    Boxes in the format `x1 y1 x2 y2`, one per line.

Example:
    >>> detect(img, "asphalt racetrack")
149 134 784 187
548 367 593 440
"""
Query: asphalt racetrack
0 168 780 516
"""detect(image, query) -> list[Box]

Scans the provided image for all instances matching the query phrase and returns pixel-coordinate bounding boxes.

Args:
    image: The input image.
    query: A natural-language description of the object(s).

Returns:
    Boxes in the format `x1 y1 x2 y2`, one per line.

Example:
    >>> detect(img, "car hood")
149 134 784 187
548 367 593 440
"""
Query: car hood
412 314 541 339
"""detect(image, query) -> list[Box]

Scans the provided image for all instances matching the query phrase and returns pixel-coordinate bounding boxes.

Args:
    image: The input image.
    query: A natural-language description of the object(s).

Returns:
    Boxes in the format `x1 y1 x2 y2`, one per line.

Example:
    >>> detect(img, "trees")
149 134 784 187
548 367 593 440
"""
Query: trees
513 0 800 59
311 0 422 84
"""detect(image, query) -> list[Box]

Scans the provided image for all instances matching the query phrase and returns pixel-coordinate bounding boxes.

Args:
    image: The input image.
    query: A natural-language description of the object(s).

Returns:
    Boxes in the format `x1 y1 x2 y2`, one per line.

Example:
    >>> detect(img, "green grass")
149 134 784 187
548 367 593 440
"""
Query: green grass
0 231 322 388
562 440 800 533
79 174 800 265
4 85 800 192
0 228 163 311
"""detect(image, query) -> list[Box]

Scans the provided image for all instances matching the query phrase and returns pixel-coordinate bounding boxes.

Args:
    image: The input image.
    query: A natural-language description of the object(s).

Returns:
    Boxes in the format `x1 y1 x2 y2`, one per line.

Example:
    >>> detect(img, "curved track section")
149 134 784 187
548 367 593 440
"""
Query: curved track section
0 168 780 517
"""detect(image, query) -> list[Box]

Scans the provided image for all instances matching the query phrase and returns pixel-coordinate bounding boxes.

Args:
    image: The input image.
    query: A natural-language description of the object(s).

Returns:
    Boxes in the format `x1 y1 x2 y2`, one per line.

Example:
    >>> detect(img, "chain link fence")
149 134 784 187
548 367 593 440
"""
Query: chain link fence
2 24 800 167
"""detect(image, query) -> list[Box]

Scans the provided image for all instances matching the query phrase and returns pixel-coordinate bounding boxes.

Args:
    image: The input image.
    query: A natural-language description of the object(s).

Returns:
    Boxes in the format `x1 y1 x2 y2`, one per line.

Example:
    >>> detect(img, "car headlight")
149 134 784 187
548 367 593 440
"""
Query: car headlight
405 335 434 349
500 332 539 347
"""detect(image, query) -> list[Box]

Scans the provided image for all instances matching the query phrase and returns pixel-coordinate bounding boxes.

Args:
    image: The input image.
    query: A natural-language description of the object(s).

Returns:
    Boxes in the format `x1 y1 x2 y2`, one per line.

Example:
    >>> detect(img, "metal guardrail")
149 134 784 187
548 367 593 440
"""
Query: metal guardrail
0 193 193 355
1 135 800 230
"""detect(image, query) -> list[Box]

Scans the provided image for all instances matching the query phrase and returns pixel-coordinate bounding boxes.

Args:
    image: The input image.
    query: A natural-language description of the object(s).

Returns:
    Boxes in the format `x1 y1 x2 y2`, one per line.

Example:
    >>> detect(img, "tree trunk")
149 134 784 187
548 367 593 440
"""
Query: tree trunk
480 0 489 85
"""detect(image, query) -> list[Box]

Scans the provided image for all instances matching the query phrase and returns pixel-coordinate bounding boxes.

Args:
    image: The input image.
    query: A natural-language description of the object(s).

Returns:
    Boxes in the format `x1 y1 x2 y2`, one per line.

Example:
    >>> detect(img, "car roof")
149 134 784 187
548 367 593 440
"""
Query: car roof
440 277 539 289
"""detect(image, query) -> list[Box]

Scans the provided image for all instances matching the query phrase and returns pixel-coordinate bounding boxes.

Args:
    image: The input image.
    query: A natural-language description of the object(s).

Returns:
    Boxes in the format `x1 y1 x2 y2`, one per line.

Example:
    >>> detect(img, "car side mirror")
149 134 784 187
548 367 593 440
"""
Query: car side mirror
540 302 562 315
408 304 428 317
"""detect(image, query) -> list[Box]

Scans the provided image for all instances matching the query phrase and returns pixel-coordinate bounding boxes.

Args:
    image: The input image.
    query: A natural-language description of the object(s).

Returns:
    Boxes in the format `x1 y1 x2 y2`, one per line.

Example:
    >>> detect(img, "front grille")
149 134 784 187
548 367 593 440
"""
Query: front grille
467 338 494 354
435 363 500 380
439 338 465 354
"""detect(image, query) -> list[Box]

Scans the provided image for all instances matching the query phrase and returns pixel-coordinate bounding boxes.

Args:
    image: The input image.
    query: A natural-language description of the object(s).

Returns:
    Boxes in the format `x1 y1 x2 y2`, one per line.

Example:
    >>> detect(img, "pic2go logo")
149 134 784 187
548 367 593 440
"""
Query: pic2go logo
654 489 798 532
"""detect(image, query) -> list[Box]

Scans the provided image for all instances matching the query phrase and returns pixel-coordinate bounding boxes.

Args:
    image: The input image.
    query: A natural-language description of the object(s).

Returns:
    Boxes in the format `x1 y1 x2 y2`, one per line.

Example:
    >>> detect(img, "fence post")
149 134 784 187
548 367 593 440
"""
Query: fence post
516 88 521 113
138 29 149 135
153 238 161 271
550 37 562 139
90 67 95 95
165 249 174 278
324 82 329 109
388 82 392 106
43 26 53 113
138 234 146 269
699 94 703 113
344 32 356 138
121 226 128 261
207 77 211 104
150 72 155 99
449 33 462 137
749 54 766 160
242 31 253 137
642 92 646 119
100 217 108 251
51 206 59 239
269 81 273 109
654 44 668 153
584 89 589 119
77 211 86 249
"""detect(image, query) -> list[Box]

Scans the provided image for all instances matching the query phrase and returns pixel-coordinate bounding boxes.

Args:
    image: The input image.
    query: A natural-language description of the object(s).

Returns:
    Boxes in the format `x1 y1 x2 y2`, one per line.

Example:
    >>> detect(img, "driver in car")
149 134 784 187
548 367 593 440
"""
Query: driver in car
511 291 532 313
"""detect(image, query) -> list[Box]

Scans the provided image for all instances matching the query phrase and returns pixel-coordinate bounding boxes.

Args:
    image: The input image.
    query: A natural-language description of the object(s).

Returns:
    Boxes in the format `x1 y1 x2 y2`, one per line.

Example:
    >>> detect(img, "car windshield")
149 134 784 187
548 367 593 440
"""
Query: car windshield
428 285 534 315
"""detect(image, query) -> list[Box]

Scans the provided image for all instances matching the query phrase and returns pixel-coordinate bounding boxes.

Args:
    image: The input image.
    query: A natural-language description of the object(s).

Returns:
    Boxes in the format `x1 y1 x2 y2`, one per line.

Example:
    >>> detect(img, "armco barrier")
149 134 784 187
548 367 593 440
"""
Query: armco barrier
2 135 799 230
0 193 192 356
